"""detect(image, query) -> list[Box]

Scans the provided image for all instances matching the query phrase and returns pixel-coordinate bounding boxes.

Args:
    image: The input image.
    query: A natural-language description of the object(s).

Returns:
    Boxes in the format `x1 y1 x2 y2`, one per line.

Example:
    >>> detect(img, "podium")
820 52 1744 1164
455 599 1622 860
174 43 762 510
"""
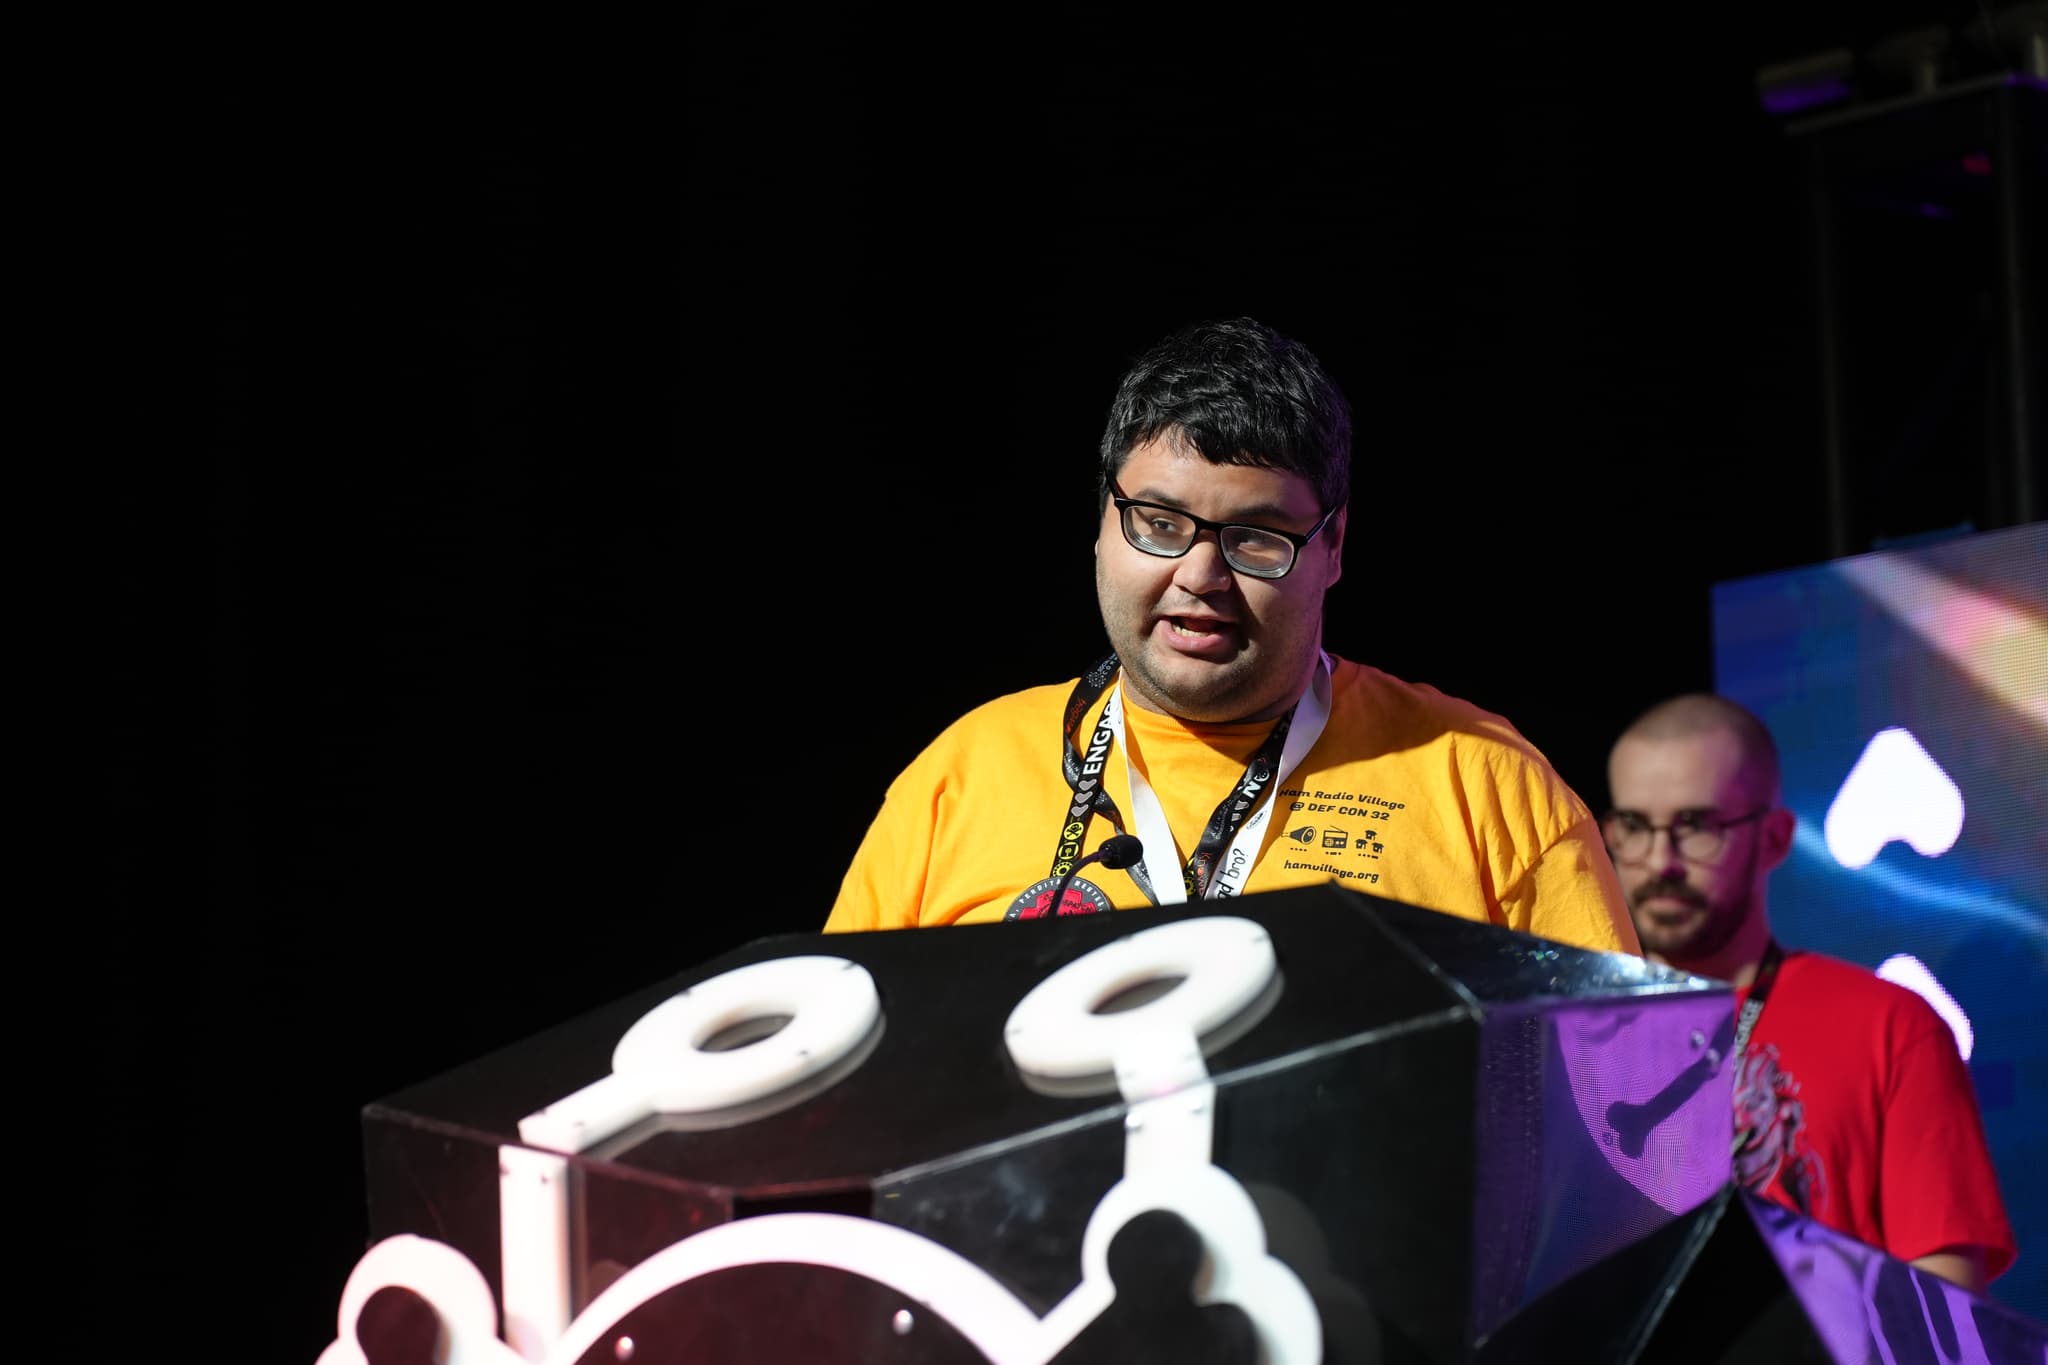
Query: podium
317 883 2047 1363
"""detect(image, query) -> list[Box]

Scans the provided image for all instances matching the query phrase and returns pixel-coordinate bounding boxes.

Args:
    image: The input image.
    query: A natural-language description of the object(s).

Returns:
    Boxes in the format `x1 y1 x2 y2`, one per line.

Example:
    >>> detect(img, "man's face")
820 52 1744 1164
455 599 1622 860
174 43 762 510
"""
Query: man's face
1094 432 1343 724
1604 728 1780 968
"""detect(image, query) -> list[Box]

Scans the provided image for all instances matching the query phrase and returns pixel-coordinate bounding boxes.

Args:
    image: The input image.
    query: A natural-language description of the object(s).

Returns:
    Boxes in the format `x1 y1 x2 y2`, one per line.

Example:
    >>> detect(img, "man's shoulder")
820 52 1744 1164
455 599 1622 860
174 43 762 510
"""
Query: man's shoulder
881 678 1082 796
964 678 1077 722
1782 948 1881 986
1328 655 1546 759
1782 949 1883 992
1329 655 1499 722
1782 950 1953 1025
922 678 1078 748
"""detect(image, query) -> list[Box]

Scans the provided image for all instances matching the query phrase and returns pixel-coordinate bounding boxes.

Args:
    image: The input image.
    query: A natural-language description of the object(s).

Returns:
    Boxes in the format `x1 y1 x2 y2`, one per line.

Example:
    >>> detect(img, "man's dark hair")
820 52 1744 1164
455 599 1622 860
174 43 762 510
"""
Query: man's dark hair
1097 316 1352 515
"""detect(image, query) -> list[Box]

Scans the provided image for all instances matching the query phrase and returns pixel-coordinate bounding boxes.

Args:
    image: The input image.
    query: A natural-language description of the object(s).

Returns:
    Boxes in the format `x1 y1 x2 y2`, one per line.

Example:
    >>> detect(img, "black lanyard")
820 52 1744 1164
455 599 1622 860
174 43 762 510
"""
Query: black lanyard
1729 938 1785 1157
1051 653 1296 903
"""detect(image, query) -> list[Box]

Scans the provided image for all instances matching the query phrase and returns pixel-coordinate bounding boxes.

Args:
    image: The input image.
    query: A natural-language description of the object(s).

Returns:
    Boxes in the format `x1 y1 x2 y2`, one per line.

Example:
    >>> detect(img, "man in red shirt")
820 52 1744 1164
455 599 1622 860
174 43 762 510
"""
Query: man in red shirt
1603 692 2015 1293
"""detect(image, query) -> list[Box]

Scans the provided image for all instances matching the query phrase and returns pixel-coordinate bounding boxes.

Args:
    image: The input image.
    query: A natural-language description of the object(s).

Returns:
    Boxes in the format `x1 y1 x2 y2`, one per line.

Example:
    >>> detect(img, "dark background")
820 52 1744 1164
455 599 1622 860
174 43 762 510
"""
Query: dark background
114 8 2039 1359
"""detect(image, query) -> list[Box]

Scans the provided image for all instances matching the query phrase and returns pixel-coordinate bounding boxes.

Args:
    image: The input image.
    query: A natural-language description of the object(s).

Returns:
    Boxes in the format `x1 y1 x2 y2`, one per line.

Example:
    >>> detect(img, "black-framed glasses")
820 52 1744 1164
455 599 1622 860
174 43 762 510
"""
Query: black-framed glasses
1600 807 1770 864
1108 479 1336 580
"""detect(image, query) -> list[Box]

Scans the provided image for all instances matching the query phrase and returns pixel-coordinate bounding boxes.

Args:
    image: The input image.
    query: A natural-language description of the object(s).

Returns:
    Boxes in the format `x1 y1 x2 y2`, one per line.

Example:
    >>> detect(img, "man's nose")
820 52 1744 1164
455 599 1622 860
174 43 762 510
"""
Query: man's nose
1172 531 1236 590
1646 826 1687 872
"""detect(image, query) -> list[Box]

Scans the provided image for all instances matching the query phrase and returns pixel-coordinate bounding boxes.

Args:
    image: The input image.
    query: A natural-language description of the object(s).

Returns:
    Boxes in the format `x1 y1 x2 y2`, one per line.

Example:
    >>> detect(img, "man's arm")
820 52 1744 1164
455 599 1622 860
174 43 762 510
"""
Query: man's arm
1511 817 1643 956
1878 1015 2016 1287
1910 1247 1990 1295
825 794 922 933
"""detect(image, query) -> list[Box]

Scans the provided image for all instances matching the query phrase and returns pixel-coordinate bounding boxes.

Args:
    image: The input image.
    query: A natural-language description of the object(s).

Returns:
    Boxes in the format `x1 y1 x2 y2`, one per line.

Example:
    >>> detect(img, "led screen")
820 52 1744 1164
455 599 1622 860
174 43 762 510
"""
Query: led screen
1712 519 2047 1323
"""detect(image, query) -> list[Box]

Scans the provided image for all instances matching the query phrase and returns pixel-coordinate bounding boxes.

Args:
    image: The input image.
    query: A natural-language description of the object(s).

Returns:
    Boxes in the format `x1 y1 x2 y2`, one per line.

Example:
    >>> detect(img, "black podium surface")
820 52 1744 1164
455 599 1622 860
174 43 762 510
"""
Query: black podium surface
323 883 2045 1364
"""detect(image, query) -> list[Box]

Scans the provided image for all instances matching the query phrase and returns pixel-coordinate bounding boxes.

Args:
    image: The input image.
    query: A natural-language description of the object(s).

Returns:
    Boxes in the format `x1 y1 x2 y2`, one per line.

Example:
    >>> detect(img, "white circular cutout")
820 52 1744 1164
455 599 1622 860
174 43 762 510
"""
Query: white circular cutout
613 955 880 1113
318 1234 521 1365
1003 916 1276 1080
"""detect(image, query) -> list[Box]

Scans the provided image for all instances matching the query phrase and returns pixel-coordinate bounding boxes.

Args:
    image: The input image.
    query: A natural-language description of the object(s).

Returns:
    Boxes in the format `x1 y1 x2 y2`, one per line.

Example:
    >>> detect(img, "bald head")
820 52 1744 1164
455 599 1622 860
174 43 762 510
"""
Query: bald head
1612 693 1781 808
1605 693 1791 980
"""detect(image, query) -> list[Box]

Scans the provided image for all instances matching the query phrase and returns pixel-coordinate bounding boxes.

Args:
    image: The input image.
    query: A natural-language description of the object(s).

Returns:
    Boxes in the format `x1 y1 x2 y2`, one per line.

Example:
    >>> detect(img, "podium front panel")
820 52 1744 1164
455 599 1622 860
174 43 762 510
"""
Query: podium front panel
359 882 1735 1361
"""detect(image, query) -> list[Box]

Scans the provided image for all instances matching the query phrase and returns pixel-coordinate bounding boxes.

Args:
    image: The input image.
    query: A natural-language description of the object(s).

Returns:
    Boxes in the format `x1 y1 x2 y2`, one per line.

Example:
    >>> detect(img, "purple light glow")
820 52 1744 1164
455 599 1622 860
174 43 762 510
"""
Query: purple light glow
1760 79 1854 116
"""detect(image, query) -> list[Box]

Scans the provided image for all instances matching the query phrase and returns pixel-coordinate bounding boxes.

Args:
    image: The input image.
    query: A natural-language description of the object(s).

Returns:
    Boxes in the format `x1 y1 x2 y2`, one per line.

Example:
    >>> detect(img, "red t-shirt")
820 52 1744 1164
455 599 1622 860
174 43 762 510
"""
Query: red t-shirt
1733 949 2016 1281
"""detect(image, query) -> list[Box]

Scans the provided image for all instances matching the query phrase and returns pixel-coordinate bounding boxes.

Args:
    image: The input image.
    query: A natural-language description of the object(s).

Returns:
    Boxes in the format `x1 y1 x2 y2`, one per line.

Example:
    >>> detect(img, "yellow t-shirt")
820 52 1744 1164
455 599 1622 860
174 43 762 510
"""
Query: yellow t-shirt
824 655 1639 956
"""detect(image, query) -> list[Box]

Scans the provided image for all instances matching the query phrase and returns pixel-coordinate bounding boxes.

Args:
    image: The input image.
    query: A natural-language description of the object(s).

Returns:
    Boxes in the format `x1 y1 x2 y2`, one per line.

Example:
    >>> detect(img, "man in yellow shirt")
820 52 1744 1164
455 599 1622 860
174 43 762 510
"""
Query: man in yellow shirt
826 316 1637 958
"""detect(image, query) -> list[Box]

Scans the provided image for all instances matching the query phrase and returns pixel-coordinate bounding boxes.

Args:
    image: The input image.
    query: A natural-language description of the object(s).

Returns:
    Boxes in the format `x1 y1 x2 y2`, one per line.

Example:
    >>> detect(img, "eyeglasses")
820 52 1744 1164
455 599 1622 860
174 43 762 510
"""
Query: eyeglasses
1600 808 1770 864
1108 479 1336 580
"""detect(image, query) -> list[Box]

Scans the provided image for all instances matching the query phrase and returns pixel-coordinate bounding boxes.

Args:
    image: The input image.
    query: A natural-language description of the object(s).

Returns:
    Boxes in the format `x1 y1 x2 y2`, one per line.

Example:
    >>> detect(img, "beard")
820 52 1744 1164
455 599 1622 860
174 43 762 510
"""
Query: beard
1117 634 1257 718
1097 571 1324 724
1627 840 1763 967
1630 885 1750 964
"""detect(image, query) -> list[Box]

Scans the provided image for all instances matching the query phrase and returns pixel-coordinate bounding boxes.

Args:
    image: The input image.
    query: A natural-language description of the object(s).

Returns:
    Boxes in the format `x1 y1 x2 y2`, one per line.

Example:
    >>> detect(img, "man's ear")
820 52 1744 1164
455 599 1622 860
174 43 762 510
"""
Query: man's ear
1324 505 1348 586
1760 805 1797 873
